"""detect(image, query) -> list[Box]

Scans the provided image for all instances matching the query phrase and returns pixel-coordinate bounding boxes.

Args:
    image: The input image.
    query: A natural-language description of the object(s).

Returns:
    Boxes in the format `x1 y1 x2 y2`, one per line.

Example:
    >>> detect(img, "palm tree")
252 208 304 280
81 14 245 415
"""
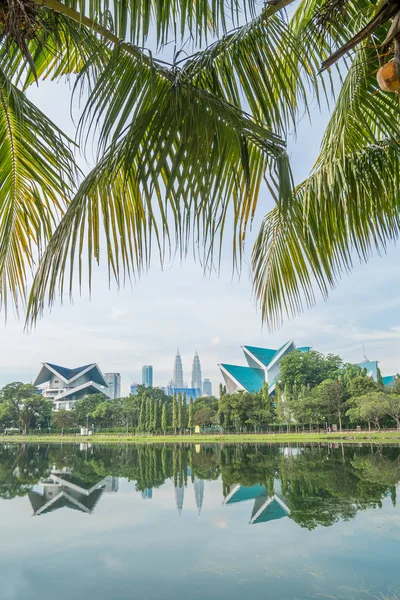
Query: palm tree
1 0 399 327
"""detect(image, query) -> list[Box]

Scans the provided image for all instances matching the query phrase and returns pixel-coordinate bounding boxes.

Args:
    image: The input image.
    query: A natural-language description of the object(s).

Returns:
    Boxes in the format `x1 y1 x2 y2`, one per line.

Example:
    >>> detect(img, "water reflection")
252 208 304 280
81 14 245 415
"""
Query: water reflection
1 442 400 529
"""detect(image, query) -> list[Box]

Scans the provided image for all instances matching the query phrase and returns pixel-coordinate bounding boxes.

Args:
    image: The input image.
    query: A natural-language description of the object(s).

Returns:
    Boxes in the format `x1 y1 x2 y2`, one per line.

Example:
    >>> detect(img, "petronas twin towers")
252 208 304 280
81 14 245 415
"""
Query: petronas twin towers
172 349 203 394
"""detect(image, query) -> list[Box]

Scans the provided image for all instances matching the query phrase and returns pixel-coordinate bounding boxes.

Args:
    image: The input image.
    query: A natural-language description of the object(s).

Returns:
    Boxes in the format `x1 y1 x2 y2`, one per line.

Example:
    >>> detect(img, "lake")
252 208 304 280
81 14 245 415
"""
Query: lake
1 442 400 600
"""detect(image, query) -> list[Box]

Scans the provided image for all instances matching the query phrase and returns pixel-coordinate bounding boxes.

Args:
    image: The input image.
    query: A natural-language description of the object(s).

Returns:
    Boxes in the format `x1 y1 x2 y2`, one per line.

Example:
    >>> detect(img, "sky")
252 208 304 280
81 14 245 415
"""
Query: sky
1 53 400 395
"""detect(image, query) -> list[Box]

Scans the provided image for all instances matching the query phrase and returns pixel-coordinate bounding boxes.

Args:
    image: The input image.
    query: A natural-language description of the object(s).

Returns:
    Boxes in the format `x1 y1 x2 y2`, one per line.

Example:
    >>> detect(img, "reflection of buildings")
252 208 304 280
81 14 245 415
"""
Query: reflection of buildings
175 484 185 515
223 482 290 525
141 488 153 500
28 470 119 516
194 476 204 515
173 469 204 515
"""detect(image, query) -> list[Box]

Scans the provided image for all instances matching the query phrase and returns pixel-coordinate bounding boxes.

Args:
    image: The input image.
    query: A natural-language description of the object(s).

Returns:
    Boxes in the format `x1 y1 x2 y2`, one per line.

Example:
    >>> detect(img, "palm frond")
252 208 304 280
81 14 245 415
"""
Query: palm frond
180 11 317 136
252 139 400 329
0 68 76 313
40 0 260 47
26 50 292 323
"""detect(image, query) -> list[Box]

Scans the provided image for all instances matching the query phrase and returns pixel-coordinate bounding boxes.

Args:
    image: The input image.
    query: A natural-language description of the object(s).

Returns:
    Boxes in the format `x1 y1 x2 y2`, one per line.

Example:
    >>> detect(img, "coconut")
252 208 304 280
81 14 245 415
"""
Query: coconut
377 60 400 92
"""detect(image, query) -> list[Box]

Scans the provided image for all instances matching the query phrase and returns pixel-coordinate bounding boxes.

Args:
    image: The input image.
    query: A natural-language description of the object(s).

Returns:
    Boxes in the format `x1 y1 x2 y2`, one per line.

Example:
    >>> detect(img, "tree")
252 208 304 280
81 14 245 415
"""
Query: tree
347 393 388 430
194 408 216 428
73 394 106 427
161 404 168 434
279 351 343 394
177 393 183 433
312 380 349 432
0 0 399 331
138 399 146 432
381 394 400 430
0 383 52 434
188 398 194 430
172 394 178 434
51 409 75 434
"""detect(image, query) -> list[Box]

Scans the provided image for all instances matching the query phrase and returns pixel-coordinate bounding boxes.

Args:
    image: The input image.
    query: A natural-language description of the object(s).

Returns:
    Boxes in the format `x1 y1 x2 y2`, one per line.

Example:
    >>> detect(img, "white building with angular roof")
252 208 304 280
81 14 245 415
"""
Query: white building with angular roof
34 362 110 410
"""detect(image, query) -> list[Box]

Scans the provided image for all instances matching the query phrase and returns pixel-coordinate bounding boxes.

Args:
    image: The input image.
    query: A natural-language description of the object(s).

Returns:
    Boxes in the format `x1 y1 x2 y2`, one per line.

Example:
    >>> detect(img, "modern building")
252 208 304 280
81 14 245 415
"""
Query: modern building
163 386 201 400
34 363 110 410
173 350 184 387
104 372 121 399
220 344 397 395
203 378 212 396
130 382 139 395
142 365 153 388
191 351 202 395
353 352 396 385
219 341 310 395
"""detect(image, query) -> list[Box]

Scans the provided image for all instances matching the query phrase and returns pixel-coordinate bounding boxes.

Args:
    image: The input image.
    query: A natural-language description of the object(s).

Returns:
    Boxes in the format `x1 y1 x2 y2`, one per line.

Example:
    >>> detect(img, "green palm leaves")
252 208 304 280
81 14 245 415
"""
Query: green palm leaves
0 0 399 326
0 67 75 313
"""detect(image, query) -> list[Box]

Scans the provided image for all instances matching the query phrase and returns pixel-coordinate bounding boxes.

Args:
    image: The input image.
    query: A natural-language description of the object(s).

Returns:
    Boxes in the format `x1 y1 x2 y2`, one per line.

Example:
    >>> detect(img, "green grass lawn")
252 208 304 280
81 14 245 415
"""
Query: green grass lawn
1 431 400 444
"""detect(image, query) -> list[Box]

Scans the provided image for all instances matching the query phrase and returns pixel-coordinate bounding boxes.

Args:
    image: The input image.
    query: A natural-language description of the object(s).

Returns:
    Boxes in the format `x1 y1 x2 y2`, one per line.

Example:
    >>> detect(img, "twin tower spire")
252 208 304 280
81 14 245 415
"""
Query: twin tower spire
173 350 202 393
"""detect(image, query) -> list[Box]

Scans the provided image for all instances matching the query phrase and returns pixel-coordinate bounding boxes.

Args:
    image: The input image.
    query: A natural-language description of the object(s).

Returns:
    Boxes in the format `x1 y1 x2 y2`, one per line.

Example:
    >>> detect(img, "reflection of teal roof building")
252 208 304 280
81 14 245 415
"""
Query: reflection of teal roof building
220 341 310 394
223 482 290 525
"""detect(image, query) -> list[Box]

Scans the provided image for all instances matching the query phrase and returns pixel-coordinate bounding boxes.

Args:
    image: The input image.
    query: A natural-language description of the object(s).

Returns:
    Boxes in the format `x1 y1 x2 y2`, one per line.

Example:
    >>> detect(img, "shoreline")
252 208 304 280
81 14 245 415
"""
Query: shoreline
1 431 400 444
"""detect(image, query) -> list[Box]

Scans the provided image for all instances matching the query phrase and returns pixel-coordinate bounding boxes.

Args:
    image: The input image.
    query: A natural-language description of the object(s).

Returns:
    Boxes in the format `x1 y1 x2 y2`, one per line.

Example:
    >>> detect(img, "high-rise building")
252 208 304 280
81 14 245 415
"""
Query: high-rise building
142 365 153 387
104 373 121 399
173 350 184 388
191 351 202 394
130 383 139 395
203 378 212 396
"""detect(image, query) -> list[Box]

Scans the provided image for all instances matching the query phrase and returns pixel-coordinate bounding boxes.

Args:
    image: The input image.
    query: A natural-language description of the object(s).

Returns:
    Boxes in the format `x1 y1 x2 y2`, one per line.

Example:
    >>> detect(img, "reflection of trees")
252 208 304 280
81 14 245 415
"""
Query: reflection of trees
0 443 400 530
0 444 51 499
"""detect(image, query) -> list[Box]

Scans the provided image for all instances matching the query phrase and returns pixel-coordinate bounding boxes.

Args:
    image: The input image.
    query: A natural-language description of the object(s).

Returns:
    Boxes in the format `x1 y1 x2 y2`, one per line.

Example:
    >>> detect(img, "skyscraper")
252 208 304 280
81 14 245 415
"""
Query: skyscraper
142 365 153 387
104 373 121 399
173 350 184 387
191 351 202 394
203 378 212 396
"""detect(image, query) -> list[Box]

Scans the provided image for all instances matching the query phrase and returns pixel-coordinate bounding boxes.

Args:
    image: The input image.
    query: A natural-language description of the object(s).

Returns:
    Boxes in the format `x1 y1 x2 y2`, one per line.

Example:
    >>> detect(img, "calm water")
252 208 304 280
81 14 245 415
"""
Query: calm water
1 442 400 600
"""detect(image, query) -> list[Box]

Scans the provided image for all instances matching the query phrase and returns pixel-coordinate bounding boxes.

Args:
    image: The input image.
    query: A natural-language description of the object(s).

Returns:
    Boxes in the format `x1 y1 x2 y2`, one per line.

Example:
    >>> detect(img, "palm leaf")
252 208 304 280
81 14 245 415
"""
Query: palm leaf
39 0 260 47
0 68 76 313
252 139 400 329
26 45 292 322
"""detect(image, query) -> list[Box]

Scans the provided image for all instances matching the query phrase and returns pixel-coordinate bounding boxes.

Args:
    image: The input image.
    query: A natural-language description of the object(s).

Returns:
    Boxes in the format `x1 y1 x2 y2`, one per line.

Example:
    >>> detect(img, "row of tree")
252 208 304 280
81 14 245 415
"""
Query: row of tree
0 383 220 434
0 351 398 434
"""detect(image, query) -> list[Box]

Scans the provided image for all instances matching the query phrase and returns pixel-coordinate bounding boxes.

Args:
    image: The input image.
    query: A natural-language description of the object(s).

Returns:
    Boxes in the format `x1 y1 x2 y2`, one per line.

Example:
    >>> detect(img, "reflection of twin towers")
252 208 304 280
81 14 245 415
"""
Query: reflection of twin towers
175 475 204 516
143 471 204 516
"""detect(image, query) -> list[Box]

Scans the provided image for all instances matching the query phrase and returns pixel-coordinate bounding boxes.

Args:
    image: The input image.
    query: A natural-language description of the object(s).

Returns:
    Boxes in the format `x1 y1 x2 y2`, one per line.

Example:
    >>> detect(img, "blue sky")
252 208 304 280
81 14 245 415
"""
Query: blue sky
1 68 400 395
